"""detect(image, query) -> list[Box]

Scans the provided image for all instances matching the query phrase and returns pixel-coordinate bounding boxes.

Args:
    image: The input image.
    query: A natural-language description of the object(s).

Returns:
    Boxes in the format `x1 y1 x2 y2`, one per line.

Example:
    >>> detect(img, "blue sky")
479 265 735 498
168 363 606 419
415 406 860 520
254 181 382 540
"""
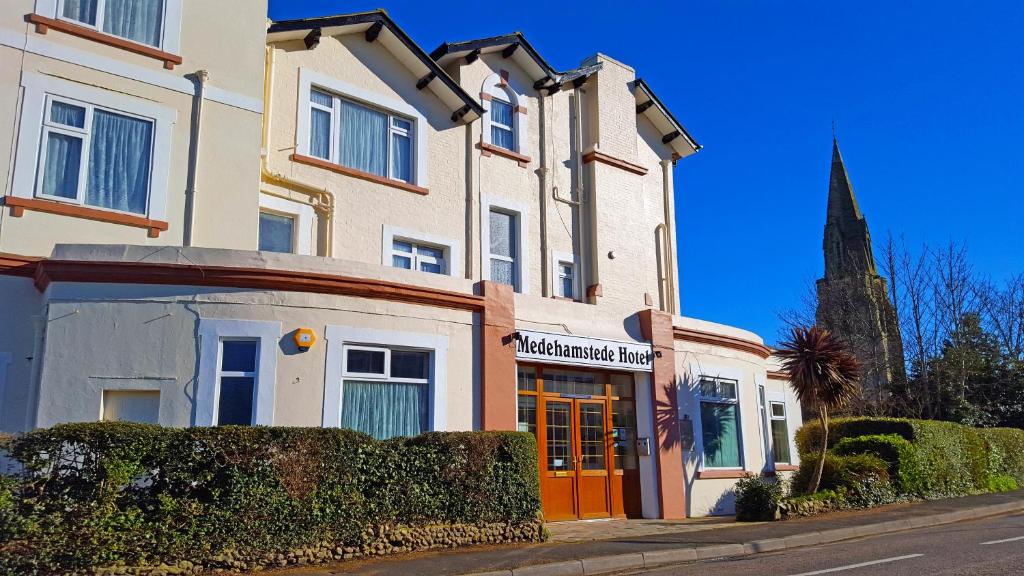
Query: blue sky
269 1 1024 345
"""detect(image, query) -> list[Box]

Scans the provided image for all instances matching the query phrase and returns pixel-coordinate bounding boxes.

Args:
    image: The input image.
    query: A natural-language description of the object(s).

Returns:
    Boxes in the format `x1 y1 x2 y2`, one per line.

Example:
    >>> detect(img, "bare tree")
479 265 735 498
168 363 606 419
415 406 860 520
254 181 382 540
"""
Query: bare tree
976 273 1024 360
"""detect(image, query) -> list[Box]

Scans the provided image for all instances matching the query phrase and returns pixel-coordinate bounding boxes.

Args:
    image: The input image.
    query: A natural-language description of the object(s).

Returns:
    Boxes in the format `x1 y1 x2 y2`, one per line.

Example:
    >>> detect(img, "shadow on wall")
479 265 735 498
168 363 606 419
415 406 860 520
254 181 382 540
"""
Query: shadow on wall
710 486 737 517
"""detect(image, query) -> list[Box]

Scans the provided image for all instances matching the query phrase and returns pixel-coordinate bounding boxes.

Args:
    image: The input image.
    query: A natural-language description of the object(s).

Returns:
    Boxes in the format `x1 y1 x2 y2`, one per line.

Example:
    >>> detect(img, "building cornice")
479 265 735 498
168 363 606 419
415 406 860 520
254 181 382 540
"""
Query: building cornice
767 370 789 381
0 252 41 277
673 326 771 359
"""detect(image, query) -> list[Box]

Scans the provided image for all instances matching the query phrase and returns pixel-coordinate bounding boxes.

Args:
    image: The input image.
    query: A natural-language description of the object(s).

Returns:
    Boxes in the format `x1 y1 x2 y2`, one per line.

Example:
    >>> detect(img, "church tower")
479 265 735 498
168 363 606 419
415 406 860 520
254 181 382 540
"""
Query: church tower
815 139 906 414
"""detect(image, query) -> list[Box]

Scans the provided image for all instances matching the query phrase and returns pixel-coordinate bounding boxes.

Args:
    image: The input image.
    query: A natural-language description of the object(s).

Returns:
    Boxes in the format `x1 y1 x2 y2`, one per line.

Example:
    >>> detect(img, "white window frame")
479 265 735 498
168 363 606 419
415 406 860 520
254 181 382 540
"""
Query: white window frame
296 69 428 187
12 72 174 223
550 250 578 299
196 319 280 426
35 0 183 55
322 326 447 431
258 193 314 255
480 72 529 157
691 366 747 472
481 195 530 294
765 390 797 466
381 225 461 277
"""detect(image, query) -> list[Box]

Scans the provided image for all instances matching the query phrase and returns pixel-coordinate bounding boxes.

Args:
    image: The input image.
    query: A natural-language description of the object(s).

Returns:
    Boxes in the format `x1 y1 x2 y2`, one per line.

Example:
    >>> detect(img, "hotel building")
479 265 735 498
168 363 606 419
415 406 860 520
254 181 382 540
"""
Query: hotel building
0 3 800 518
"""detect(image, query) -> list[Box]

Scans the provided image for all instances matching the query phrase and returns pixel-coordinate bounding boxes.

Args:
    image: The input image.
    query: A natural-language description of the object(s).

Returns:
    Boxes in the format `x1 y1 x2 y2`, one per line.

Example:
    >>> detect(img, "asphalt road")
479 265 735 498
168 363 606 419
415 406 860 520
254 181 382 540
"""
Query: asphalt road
625 512 1024 576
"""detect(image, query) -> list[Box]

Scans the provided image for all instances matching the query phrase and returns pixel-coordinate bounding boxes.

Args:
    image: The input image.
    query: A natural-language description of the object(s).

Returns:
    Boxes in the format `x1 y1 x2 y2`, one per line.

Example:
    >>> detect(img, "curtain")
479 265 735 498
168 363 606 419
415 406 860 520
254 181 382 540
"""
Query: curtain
490 100 514 150
42 133 82 199
341 380 427 440
771 419 791 464
310 108 331 159
340 100 387 177
62 0 98 25
390 132 411 182
86 110 153 215
102 0 164 47
489 210 514 257
701 402 740 468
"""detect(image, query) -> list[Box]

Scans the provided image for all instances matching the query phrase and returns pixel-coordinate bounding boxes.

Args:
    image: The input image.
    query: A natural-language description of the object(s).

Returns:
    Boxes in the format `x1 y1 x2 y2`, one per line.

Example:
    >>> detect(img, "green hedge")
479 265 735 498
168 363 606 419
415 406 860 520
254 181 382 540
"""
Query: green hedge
0 423 542 575
833 434 923 496
796 417 989 498
790 452 889 494
978 427 1024 486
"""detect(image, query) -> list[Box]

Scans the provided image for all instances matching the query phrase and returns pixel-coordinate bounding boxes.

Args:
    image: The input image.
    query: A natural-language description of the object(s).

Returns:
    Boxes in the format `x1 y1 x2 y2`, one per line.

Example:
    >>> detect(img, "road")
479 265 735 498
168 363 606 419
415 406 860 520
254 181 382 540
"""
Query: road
624 513 1024 576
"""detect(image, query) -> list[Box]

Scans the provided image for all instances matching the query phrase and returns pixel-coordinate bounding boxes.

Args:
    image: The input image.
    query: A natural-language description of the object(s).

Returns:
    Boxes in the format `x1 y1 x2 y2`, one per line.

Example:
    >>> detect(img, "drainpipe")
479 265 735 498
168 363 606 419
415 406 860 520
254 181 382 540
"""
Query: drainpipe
538 92 549 296
182 69 207 247
660 159 678 314
260 44 335 256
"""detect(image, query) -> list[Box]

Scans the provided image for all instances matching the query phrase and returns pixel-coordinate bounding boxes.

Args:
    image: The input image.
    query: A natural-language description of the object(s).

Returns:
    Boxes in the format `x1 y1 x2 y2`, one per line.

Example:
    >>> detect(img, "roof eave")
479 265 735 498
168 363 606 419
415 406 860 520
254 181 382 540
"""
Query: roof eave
633 78 701 157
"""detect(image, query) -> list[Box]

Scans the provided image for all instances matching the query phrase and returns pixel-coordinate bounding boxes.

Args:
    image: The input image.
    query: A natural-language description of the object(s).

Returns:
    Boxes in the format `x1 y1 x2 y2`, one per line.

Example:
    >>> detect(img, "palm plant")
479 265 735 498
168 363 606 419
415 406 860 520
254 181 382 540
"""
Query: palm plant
776 326 860 494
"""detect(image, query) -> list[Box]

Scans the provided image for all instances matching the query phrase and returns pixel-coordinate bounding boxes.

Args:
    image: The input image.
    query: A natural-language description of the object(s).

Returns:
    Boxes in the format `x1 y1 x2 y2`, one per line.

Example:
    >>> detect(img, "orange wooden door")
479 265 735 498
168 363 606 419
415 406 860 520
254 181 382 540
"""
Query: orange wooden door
575 400 612 518
541 399 578 521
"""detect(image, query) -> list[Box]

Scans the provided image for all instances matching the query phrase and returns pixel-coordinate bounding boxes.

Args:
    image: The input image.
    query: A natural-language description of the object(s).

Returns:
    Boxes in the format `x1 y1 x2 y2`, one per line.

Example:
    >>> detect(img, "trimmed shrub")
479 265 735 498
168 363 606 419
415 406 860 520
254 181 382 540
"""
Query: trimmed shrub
0 423 542 575
978 427 1024 485
734 475 782 522
797 417 989 498
833 434 924 496
790 452 889 494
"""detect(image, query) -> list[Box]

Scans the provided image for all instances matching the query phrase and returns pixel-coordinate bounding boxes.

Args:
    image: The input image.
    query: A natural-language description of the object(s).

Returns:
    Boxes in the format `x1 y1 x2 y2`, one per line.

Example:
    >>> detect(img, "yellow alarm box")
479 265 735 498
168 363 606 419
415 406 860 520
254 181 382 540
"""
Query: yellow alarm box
293 327 316 351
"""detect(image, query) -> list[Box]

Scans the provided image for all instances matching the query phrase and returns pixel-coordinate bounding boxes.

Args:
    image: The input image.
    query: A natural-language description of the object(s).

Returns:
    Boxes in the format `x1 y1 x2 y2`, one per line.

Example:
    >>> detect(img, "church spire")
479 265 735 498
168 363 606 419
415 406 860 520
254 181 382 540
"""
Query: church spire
823 138 876 277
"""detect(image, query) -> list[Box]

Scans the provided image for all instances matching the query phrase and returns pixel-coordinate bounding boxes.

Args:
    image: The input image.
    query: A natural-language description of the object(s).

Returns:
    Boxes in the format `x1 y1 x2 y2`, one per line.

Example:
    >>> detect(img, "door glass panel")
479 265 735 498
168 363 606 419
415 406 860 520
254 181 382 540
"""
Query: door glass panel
544 371 602 396
579 404 606 471
517 395 536 435
612 397 638 470
546 402 572 471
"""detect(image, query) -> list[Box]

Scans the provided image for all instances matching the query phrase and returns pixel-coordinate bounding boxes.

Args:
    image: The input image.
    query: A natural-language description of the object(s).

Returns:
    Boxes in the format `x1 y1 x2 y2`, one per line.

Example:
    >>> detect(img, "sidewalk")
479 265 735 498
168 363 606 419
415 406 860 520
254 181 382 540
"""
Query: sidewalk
273 490 1024 576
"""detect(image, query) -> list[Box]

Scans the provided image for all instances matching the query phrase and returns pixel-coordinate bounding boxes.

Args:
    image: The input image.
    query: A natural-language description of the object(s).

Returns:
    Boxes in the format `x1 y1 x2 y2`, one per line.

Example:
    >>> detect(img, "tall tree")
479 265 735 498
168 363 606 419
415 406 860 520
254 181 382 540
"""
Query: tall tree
776 326 860 494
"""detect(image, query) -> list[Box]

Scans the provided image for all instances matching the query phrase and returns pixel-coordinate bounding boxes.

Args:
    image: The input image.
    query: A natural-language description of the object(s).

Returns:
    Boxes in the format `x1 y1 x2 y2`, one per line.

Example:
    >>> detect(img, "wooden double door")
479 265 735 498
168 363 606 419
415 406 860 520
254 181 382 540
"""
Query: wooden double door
517 366 642 521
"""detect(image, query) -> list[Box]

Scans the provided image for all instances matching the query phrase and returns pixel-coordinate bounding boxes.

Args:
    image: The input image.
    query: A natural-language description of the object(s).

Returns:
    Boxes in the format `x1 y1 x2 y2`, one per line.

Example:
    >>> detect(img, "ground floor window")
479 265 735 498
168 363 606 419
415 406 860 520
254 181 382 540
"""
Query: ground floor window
699 376 742 468
341 345 430 439
195 319 280 427
770 401 792 465
217 339 258 425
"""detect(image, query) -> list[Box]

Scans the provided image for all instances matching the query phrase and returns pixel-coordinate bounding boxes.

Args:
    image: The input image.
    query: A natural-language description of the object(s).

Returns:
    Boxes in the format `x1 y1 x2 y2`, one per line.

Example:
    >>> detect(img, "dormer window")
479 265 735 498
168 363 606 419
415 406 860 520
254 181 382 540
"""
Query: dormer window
490 97 515 151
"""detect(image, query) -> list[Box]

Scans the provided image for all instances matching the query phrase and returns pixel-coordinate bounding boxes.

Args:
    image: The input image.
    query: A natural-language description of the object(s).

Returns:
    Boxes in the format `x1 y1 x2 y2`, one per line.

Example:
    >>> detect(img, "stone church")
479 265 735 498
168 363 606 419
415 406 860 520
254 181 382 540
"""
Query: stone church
816 139 906 414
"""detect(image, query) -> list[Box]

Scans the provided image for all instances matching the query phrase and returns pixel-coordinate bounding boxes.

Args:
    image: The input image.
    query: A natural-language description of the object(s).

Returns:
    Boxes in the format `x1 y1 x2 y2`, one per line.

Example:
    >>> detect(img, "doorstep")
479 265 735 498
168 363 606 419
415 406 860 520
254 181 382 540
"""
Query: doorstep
269 490 1024 576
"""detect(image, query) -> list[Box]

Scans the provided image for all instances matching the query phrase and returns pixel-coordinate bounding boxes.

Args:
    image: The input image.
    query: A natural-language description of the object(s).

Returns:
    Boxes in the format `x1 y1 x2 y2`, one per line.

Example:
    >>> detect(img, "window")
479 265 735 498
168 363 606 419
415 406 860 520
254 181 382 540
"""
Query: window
392 240 446 274
258 211 295 254
58 0 167 48
308 88 413 183
699 376 742 469
489 209 518 289
558 262 575 299
216 340 258 426
102 390 159 424
490 98 515 151
340 345 430 440
770 402 792 465
37 96 154 215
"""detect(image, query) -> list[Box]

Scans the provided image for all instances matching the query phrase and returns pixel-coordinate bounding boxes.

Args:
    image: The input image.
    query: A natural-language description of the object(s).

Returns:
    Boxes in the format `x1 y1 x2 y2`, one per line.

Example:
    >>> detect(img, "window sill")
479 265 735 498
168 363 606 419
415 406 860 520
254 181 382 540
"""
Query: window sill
26 14 183 70
479 142 531 168
695 469 749 479
582 150 648 175
3 196 168 237
773 464 799 472
291 153 429 196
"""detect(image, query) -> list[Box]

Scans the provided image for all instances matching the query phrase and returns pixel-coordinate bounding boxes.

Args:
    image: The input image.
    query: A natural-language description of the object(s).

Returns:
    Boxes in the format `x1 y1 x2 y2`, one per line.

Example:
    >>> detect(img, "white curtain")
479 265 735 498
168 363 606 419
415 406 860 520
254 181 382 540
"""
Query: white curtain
340 101 387 177
341 381 427 440
86 110 153 214
490 100 515 149
390 132 411 182
41 102 86 199
309 90 333 160
102 0 164 47
62 0 98 25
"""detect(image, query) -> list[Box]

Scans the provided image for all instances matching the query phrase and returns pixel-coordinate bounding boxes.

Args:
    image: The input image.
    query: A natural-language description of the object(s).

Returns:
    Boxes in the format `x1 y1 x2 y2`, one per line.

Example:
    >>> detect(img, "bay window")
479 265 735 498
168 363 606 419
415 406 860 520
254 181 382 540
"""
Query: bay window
341 345 430 440
37 96 154 215
699 376 742 469
308 88 414 183
59 0 167 48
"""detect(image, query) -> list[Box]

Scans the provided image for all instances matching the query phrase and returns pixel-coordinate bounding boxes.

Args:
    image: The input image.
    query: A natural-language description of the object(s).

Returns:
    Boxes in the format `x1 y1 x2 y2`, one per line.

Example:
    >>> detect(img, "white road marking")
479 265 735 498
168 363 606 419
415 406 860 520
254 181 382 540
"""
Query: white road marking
981 535 1024 545
786 554 924 576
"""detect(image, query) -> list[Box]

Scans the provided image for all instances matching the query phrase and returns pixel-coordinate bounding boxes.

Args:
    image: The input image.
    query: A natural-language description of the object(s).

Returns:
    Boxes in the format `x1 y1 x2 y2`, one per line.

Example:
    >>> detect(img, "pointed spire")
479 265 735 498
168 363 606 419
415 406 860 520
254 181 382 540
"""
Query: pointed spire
823 137 876 277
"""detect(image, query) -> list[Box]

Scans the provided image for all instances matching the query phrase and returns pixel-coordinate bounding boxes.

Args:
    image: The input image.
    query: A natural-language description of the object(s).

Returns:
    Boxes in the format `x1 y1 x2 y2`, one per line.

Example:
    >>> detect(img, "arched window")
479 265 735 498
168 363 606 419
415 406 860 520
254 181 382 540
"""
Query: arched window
481 72 527 156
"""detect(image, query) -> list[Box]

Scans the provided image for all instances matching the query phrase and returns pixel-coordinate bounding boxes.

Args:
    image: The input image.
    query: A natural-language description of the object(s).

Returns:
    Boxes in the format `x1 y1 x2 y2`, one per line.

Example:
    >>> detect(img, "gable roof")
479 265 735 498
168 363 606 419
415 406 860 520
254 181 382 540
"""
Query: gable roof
267 10 484 123
633 78 701 159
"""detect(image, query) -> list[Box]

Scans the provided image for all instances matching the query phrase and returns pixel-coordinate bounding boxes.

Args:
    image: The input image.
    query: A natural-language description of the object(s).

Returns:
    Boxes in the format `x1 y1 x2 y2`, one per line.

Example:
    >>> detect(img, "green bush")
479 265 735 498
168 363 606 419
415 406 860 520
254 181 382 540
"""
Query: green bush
978 427 1024 485
987 474 1019 492
733 475 782 522
0 423 542 574
791 452 889 495
833 434 924 496
797 417 989 498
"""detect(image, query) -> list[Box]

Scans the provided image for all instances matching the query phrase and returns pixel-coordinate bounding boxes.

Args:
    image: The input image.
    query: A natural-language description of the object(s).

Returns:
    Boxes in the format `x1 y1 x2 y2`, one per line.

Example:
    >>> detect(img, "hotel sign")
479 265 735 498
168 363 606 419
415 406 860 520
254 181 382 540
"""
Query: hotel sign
514 329 654 372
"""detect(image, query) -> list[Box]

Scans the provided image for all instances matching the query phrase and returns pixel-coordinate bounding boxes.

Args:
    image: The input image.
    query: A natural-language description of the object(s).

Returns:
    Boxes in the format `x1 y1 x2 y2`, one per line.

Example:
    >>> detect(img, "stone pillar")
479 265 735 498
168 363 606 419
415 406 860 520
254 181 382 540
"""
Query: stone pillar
638 308 686 519
480 281 517 431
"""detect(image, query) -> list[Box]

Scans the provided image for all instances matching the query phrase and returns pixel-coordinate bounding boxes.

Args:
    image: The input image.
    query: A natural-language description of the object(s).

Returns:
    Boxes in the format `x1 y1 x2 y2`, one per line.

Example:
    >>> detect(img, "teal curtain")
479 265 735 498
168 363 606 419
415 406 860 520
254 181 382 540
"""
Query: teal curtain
701 402 740 468
340 100 387 177
341 380 427 440
102 0 165 47
86 109 153 214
